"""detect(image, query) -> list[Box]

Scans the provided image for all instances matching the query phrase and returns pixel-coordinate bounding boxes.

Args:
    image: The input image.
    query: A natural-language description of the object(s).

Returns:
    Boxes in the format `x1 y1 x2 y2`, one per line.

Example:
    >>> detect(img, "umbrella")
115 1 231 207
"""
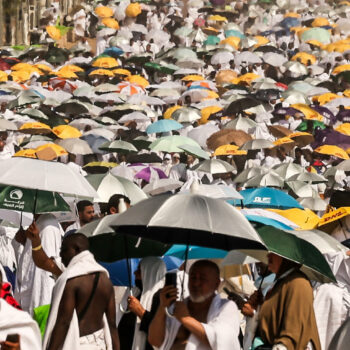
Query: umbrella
207 129 253 150
19 122 51 135
126 153 162 164
240 187 303 209
244 172 284 188
192 158 236 174
99 140 138 153
236 226 336 283
149 135 201 153
225 97 261 116
111 193 265 251
143 179 183 196
85 172 147 204
301 27 331 44
165 245 227 260
52 125 82 139
0 186 70 214
272 163 304 179
284 61 308 76
314 145 350 160
56 138 93 155
263 52 288 67
0 119 17 131
287 171 327 183
286 181 319 198
239 139 275 150
83 162 117 174
270 208 320 230
211 51 234 65
182 183 243 200
178 144 210 160
172 108 201 123
55 100 90 115
146 120 183 134
0 158 97 198
81 134 109 154
288 132 315 147
214 144 247 156
298 197 328 211
134 166 167 183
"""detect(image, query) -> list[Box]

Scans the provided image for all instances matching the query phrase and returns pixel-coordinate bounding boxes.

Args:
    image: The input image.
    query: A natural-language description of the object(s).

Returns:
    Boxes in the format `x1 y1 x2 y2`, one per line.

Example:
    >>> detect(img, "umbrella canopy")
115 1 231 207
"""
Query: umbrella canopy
288 172 327 183
273 163 304 179
192 159 236 174
56 138 93 155
172 108 201 123
178 144 210 160
143 178 183 196
150 135 201 153
134 166 167 183
234 226 336 283
314 145 350 160
240 139 275 150
182 183 243 200
85 172 147 204
146 120 183 134
207 129 253 150
298 197 328 211
111 193 265 251
0 186 70 213
0 158 97 198
286 181 319 198
245 172 284 188
99 140 138 153
165 245 227 260
240 187 304 209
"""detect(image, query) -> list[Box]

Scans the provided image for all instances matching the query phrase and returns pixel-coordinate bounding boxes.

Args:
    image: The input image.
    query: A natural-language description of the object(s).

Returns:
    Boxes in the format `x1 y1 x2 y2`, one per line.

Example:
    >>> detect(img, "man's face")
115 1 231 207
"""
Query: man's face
188 264 219 303
79 205 94 225
60 239 76 267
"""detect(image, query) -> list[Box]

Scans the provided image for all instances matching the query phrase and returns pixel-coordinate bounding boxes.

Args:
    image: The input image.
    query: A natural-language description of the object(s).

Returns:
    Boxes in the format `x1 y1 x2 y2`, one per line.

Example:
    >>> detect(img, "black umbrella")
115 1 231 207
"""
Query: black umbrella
55 101 89 115
126 152 162 163
254 46 284 54
225 97 261 116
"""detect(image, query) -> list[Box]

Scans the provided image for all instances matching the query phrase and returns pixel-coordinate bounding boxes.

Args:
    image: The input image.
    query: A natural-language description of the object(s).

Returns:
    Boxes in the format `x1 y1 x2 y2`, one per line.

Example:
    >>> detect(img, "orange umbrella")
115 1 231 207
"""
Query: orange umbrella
199 106 223 125
0 71 8 82
220 36 240 49
335 123 350 136
125 75 149 88
89 69 114 77
312 93 340 105
95 6 114 18
92 57 119 68
182 75 205 82
291 52 316 65
46 26 61 40
125 3 142 17
214 144 247 156
19 122 51 135
52 125 82 139
13 149 37 159
314 145 349 159
102 18 120 30
35 144 68 157
113 68 131 76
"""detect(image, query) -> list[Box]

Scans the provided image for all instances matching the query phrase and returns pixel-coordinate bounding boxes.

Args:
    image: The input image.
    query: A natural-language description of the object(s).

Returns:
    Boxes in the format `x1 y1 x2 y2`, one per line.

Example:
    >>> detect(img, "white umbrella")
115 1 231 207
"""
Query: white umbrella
192 159 236 174
85 172 147 204
224 116 257 132
77 213 117 237
84 128 115 141
286 181 318 198
0 158 97 198
0 119 17 131
221 250 258 265
263 52 288 67
172 108 201 123
288 172 327 183
234 167 266 184
240 139 275 150
298 196 327 211
235 51 262 65
56 138 93 155
118 112 150 123
187 124 220 149
143 178 183 196
272 163 304 179
181 183 243 200
245 172 284 188
211 51 235 65
284 61 308 76
111 164 135 181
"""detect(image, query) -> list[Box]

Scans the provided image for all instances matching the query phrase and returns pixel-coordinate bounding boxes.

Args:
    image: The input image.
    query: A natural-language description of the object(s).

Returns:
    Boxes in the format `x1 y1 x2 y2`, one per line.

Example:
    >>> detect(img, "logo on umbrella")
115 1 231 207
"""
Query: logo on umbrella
253 196 271 204
9 189 23 200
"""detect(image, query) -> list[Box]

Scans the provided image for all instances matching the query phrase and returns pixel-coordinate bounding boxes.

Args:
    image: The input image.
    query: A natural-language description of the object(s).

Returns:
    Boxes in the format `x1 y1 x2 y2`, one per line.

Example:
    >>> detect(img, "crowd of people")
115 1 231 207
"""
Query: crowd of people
1 0 350 349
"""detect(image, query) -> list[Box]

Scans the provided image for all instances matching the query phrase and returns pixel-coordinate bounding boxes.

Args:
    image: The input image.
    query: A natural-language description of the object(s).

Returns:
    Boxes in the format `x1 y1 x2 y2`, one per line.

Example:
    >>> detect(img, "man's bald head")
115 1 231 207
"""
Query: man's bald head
60 233 90 267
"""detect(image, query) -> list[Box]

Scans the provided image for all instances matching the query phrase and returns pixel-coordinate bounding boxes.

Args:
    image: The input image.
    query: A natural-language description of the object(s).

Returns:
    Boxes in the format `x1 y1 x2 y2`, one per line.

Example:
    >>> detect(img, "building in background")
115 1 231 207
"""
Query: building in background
0 0 83 46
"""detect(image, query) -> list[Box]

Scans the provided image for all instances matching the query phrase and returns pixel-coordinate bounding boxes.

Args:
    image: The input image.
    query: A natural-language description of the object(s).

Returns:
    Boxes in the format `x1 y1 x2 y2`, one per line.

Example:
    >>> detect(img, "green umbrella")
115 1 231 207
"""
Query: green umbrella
301 28 331 44
296 120 326 132
337 71 350 83
204 35 220 46
149 135 201 153
20 108 49 121
99 140 138 153
144 62 177 75
178 144 210 159
0 186 70 213
240 225 336 283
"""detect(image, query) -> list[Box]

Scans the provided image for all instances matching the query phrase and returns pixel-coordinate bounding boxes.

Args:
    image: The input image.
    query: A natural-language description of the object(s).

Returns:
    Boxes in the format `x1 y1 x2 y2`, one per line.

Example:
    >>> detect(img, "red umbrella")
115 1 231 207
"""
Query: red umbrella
0 59 10 71
276 82 288 90
48 77 77 93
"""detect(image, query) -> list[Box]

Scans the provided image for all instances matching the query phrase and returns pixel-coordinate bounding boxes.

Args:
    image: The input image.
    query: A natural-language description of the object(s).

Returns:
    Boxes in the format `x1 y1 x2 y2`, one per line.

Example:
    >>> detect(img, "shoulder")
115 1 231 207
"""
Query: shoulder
280 271 313 294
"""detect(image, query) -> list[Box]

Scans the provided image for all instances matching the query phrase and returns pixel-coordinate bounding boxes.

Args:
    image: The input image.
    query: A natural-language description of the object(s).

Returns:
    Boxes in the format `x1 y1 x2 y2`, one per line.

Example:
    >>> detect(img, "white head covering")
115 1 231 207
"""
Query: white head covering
132 256 166 350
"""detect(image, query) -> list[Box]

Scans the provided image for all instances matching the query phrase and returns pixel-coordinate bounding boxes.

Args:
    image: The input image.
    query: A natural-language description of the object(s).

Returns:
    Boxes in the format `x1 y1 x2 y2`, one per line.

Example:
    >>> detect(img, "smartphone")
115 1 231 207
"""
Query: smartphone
165 272 177 287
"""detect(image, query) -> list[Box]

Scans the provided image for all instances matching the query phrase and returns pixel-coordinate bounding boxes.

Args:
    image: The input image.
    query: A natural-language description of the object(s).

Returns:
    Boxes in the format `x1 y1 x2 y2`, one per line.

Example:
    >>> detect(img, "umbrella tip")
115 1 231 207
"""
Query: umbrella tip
118 198 127 213
190 179 200 194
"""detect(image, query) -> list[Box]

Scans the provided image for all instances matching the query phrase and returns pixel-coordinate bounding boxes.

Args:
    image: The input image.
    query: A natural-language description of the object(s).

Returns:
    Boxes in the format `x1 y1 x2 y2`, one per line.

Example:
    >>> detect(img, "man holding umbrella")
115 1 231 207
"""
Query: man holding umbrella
148 260 241 350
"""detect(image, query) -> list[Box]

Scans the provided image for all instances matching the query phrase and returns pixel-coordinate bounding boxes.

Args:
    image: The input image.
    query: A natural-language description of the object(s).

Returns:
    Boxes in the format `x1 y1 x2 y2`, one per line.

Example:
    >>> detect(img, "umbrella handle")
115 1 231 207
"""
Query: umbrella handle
119 289 134 314
165 305 175 318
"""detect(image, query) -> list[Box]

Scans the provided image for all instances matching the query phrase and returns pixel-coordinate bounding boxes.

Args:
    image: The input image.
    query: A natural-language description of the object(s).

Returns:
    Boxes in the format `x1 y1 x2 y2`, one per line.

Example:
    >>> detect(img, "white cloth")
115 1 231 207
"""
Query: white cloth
14 214 63 314
159 295 240 350
43 250 112 350
0 298 41 350
131 257 166 350
80 328 107 350
65 221 81 233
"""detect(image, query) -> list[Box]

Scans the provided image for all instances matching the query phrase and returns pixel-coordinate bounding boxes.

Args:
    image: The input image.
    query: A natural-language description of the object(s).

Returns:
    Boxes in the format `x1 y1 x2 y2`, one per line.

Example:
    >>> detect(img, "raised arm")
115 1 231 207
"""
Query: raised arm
25 222 62 276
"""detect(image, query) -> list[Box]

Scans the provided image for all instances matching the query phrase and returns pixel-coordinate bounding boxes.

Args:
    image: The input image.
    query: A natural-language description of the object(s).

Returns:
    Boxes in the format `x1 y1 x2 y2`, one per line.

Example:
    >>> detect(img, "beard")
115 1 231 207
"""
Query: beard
189 291 213 303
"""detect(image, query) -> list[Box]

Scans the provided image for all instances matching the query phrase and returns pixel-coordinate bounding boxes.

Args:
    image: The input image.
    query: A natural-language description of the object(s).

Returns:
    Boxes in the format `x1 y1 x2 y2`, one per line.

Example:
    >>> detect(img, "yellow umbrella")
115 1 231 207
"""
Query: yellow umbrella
11 63 34 71
10 70 31 83
13 149 37 159
220 36 240 49
89 69 114 77
291 52 316 65
52 125 82 139
343 90 350 98
335 123 350 135
34 63 52 73
102 18 120 30
237 73 260 84
312 17 330 27
208 15 227 22
113 68 131 76
59 65 84 73
92 57 119 68
164 105 181 119
327 43 350 53
332 64 350 75
55 70 78 79
291 104 324 121
126 75 149 88
46 26 61 40
125 3 142 17
199 106 223 125
95 6 114 18
284 12 300 18
253 36 269 47
181 75 205 82
318 207 350 227
306 40 324 48
19 122 51 134
204 90 219 100
214 144 247 156
312 93 340 105
291 27 308 35
268 208 320 230
314 145 350 159
273 137 295 147
339 1 350 5
0 71 8 82
35 144 68 157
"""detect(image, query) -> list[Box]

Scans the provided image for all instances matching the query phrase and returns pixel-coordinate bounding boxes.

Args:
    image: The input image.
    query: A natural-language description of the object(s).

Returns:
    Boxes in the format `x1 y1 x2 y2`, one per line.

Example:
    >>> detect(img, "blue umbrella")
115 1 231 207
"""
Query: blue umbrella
244 215 296 230
165 244 227 260
81 134 108 154
103 47 124 57
224 30 246 39
280 17 300 29
100 256 183 286
239 187 303 209
146 119 183 134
